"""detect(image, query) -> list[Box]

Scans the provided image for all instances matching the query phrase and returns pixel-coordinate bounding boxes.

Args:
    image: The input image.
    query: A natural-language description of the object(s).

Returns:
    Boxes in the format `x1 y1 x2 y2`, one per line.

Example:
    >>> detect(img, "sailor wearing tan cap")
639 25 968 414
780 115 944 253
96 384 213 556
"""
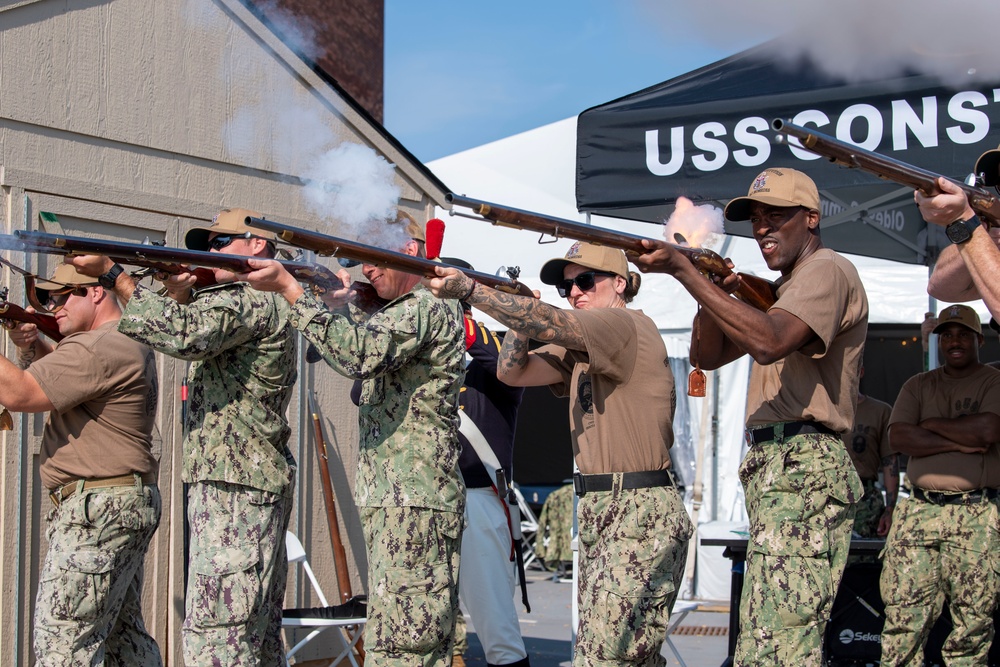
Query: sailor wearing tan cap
922 146 1000 322
422 240 693 667
631 167 869 666
67 207 297 666
880 304 1000 666
1 264 161 665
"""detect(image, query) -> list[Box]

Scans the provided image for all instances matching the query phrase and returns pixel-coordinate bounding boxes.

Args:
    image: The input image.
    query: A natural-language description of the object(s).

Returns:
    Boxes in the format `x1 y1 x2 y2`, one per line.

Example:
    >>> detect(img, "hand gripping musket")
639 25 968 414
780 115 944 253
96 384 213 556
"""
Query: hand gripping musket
771 119 1000 227
244 216 535 298
0 288 63 342
1 231 346 295
444 193 777 311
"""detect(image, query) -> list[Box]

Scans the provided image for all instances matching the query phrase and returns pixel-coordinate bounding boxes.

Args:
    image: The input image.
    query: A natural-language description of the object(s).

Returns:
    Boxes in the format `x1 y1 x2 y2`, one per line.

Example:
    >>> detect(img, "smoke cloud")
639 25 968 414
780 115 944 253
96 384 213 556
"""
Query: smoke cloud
639 0 1000 85
663 197 725 249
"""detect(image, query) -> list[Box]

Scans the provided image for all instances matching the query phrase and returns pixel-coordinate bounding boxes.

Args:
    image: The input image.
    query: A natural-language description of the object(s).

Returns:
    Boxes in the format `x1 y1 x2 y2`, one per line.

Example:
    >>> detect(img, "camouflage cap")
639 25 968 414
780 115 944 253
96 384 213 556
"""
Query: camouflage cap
35 263 100 290
184 208 276 251
934 303 982 335
724 167 821 221
539 241 628 285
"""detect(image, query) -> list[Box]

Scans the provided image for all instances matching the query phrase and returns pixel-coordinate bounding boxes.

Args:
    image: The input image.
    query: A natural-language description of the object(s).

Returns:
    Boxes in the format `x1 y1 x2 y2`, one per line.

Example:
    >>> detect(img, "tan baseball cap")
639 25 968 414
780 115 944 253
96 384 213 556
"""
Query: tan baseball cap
933 304 982 335
975 146 1000 187
724 168 821 222
539 241 628 285
35 263 100 290
184 208 277 251
395 210 425 242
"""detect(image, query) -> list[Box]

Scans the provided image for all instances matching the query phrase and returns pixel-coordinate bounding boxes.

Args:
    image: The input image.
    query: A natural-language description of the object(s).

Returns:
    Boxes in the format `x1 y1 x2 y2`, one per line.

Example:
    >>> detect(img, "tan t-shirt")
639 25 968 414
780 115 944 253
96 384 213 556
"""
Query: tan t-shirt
889 364 1000 491
28 320 159 490
745 248 869 433
533 308 675 475
844 394 893 480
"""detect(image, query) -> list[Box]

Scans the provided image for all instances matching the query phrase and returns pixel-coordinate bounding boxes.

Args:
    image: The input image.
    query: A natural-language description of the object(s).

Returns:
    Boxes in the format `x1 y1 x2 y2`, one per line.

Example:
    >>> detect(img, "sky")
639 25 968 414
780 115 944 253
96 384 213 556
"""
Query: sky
383 1 1000 164
383 1 763 163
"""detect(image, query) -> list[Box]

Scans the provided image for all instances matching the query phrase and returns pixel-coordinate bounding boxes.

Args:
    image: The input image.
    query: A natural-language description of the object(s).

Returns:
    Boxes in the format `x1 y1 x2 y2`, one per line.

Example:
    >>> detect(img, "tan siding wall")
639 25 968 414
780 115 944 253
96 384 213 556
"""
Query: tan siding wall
0 0 435 663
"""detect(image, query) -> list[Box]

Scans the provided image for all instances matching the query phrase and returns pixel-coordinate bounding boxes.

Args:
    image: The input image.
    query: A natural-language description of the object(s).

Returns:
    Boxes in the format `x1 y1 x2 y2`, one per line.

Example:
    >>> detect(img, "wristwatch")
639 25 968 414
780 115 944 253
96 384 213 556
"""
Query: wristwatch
945 215 981 244
97 263 125 289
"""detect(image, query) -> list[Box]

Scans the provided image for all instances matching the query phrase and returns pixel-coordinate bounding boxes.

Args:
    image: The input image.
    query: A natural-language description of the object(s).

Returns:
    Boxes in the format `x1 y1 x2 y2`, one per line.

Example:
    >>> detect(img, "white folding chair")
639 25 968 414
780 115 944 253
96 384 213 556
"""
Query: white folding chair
283 532 366 667
659 599 702 667
512 484 540 569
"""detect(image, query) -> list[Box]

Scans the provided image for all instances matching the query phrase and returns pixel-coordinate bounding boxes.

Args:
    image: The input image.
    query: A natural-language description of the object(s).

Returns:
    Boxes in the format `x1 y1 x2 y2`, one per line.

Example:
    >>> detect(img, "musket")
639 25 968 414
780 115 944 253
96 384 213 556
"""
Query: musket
444 193 777 311
0 289 63 341
2 231 345 296
308 391 365 661
771 118 1000 226
244 216 536 298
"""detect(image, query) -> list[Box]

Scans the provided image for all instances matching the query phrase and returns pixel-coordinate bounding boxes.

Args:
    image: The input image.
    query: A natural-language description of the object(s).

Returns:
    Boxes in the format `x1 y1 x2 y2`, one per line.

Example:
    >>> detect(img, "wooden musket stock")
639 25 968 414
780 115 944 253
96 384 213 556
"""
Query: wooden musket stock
772 119 1000 227
0 299 62 341
444 193 777 311
245 216 535 298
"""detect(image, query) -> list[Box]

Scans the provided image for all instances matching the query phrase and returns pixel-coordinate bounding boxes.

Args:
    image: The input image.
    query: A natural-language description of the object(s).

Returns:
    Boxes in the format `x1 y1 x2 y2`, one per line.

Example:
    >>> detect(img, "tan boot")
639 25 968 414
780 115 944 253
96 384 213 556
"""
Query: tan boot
452 654 467 667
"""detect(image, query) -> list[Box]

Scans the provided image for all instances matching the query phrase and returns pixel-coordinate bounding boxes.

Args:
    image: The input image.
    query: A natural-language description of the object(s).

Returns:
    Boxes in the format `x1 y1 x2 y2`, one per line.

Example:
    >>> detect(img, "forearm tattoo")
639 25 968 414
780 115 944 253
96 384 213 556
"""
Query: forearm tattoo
463 280 587 350
499 331 530 377
16 344 36 369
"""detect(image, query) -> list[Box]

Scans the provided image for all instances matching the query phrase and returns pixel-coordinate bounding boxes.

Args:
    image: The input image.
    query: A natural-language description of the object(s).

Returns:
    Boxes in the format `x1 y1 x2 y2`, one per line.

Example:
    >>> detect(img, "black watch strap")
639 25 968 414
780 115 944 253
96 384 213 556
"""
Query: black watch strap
946 215 981 244
98 263 124 289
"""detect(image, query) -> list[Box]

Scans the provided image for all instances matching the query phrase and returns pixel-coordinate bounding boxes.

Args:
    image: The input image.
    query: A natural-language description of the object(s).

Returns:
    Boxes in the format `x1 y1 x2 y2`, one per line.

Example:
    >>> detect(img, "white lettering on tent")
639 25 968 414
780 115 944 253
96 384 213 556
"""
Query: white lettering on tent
837 104 882 151
892 97 938 150
691 122 728 171
946 91 989 144
733 117 770 167
788 110 831 161
645 127 684 176
641 88 997 176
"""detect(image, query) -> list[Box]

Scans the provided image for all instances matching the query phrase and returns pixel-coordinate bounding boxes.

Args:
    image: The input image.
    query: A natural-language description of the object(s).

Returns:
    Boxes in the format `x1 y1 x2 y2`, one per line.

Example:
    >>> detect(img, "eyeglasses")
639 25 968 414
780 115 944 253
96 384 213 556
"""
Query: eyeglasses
41 286 88 313
555 270 617 298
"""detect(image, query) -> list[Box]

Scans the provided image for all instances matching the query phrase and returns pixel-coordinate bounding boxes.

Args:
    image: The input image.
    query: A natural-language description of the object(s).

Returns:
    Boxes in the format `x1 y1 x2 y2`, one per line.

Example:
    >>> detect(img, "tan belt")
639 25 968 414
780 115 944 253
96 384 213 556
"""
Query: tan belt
49 472 156 507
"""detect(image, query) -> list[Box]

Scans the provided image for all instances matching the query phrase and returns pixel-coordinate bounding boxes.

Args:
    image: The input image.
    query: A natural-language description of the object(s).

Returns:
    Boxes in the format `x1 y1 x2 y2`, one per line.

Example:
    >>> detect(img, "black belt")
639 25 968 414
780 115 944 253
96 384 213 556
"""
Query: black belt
573 470 673 497
913 487 1000 506
745 420 839 446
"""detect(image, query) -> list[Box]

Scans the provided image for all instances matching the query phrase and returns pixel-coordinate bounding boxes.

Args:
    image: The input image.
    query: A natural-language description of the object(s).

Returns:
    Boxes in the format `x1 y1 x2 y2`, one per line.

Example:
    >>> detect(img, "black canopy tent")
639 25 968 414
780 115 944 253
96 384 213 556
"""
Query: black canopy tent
576 42 1000 266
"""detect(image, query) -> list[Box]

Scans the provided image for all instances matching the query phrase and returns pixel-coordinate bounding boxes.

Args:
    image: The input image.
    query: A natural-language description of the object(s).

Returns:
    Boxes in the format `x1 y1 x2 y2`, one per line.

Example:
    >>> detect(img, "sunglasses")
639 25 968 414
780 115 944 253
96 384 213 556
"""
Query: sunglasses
555 270 617 298
207 232 264 251
39 286 88 313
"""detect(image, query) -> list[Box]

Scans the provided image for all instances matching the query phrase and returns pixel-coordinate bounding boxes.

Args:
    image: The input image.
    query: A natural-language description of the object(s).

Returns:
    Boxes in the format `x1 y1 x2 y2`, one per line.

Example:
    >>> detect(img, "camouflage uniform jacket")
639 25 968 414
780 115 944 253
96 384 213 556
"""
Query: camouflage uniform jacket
118 282 297 494
289 285 465 513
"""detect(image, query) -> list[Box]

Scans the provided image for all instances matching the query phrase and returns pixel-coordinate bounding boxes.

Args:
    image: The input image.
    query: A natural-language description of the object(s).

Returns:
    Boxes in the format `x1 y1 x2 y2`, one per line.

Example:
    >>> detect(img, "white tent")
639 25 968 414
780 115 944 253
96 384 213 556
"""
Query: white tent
426 115 985 596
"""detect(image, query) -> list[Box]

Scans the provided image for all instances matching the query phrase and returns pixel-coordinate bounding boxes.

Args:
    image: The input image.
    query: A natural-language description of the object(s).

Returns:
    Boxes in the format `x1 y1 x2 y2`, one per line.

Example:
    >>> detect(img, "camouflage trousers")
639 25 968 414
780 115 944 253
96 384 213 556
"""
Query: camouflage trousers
737 429 862 667
852 479 885 538
361 505 463 667
34 479 162 667
183 478 294 667
879 493 1000 666
574 479 694 667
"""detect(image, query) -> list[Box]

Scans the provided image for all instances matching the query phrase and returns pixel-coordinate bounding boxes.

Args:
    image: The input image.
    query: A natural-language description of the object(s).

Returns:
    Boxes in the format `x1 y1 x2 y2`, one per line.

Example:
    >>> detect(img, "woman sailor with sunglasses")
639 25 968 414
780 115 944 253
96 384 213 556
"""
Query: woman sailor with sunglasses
424 240 693 667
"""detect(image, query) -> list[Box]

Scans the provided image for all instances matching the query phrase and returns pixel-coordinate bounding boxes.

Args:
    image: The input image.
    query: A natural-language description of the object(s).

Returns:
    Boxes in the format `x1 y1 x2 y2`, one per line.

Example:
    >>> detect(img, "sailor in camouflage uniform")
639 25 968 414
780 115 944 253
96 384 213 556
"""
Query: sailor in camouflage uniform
843 378 898 538
241 213 466 667
631 168 868 666
424 242 692 667
69 208 297 666
880 305 1000 666
3 264 161 666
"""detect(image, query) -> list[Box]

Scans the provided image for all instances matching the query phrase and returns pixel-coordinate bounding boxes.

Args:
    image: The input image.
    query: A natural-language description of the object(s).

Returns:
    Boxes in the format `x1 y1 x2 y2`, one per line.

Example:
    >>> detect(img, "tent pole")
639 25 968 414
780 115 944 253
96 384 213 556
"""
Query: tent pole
926 263 938 372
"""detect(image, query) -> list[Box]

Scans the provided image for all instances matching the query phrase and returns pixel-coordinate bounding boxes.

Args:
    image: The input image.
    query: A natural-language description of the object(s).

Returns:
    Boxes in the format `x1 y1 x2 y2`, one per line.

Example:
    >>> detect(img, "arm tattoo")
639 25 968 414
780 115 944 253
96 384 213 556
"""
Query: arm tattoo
499 331 530 377
468 283 587 350
16 344 36 369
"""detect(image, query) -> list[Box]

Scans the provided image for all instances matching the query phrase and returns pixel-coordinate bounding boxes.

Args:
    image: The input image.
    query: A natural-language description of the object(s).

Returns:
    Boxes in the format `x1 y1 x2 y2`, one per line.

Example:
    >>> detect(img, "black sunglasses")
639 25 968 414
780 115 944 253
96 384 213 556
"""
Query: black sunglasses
207 232 263 251
39 286 88 313
556 270 617 298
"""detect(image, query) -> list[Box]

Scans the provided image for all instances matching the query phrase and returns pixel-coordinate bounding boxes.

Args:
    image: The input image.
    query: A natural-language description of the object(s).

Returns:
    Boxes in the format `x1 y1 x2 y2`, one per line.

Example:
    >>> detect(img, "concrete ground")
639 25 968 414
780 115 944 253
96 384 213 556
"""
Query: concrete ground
462 567 731 667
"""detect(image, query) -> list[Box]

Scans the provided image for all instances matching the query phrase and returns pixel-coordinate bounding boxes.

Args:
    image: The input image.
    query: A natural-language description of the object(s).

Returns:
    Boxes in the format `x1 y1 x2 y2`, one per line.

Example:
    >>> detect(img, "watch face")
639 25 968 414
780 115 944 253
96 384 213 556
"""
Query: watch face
947 221 972 244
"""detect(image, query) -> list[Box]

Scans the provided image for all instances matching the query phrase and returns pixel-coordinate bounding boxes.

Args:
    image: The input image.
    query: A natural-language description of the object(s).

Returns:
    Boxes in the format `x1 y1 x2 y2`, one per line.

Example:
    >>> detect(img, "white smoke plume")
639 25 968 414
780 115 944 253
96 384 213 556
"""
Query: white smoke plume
183 0 406 249
638 0 1000 86
663 197 725 249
